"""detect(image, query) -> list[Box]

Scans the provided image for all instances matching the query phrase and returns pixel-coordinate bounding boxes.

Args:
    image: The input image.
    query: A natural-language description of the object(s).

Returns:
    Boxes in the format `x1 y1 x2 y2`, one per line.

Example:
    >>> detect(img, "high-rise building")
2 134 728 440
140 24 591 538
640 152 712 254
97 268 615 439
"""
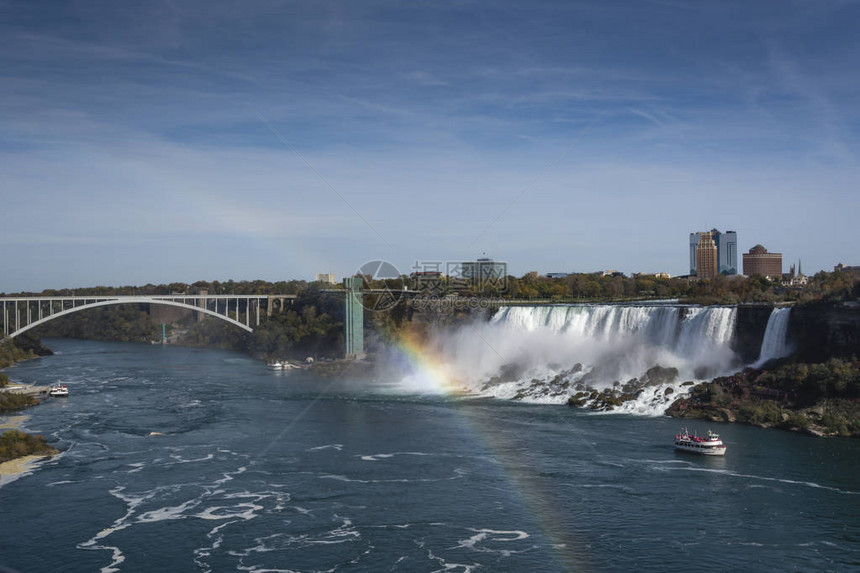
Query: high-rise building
689 229 737 276
742 245 782 278
716 230 738 275
315 273 336 284
695 232 718 279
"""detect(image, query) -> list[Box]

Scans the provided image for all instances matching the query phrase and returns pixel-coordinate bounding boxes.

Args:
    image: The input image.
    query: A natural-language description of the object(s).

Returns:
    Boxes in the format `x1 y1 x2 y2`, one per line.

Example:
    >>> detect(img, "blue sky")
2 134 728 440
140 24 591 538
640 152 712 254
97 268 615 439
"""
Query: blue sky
1 0 858 291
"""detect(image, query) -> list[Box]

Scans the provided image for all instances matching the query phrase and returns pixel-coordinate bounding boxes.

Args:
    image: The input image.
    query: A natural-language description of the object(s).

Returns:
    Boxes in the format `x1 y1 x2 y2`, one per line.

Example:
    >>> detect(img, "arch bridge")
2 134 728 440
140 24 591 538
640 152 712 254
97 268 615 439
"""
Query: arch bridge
1 294 297 339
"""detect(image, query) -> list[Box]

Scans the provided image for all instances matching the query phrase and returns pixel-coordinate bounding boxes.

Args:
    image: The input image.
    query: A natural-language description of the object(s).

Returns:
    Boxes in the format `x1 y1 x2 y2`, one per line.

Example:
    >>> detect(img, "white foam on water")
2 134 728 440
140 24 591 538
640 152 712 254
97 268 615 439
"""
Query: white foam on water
194 519 240 573
307 444 343 451
425 547 479 573
318 472 464 484
125 462 146 473
78 459 279 572
168 452 215 464
359 452 433 462
195 503 263 521
459 528 530 549
137 498 203 523
46 479 77 486
676 467 859 495
360 453 394 461
236 567 299 573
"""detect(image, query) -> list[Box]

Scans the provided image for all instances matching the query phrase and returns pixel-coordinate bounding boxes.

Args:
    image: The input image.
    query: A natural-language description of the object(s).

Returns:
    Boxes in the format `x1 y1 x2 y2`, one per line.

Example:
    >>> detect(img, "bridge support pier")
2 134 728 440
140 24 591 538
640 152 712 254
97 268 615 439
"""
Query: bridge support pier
267 296 294 317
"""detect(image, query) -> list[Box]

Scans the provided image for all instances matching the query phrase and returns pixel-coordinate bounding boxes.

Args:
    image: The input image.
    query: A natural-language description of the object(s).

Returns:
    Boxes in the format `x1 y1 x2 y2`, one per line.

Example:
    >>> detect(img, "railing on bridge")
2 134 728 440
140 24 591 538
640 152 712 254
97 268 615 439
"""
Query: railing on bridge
0 294 297 339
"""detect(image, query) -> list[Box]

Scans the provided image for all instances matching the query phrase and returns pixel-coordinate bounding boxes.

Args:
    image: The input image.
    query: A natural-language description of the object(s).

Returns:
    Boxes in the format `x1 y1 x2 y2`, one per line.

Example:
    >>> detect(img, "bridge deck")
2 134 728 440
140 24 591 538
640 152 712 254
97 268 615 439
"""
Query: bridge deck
1 294 298 339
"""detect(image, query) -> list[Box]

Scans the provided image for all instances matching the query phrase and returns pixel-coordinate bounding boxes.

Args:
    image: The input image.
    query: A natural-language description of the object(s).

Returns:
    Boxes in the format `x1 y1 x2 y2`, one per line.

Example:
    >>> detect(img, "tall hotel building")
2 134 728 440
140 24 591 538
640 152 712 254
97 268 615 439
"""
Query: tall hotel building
689 229 738 276
695 232 718 279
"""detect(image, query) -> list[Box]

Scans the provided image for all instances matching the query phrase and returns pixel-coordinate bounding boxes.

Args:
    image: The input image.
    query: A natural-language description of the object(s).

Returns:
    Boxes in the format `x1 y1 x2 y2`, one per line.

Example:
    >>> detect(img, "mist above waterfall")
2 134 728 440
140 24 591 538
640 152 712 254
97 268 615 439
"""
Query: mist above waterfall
400 304 744 411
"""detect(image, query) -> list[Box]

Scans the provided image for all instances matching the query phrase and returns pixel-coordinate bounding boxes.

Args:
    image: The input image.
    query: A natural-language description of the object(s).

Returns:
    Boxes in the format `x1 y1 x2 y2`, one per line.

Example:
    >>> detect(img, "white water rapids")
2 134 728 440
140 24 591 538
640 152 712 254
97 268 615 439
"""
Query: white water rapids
399 304 793 416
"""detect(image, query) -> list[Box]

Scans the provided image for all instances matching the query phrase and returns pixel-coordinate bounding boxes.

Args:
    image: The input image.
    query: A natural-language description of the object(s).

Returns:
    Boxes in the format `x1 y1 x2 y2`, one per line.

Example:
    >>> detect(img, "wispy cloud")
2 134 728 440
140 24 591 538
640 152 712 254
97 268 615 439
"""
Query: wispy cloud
765 42 856 164
626 107 665 127
1 0 859 290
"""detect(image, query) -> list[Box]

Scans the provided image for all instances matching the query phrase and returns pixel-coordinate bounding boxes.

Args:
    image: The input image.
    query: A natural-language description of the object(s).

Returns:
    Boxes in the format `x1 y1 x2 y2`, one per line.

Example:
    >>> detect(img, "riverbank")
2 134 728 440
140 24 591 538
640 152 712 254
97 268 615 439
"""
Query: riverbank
0 415 27 430
0 454 56 486
0 334 54 370
665 360 860 437
0 418 59 484
0 337 59 473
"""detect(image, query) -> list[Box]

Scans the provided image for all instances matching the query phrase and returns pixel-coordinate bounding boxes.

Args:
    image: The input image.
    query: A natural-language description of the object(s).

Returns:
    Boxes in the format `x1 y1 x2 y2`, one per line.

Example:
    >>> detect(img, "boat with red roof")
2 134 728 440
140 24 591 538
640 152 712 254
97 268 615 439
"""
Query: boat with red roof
673 427 726 456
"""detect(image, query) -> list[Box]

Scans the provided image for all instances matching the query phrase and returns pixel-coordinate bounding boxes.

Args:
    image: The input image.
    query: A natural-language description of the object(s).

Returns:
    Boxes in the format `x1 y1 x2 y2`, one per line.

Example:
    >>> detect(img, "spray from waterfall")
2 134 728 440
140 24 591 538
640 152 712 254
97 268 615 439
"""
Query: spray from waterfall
395 304 743 414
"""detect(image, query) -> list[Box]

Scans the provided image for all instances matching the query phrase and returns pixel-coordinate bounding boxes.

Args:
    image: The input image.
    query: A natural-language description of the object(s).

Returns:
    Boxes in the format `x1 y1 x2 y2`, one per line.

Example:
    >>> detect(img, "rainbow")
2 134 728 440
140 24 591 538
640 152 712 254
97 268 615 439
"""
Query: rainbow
384 327 596 571
385 328 470 396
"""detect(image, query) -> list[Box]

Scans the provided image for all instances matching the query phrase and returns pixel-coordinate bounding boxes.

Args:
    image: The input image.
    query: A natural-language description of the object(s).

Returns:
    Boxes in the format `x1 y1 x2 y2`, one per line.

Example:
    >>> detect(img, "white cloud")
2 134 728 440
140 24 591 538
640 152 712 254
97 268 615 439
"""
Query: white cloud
1 0 859 290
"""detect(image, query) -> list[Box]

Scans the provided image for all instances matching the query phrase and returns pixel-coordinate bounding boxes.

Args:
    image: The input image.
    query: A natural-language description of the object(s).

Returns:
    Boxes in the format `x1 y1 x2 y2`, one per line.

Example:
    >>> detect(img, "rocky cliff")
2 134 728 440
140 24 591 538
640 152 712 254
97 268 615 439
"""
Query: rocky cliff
732 305 773 363
789 302 860 362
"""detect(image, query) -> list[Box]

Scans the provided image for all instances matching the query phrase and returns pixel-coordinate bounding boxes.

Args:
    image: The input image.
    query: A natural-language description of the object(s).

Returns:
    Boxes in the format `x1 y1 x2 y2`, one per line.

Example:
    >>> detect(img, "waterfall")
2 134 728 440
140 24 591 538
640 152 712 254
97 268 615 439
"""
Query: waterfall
674 307 737 362
430 304 742 409
754 307 792 367
492 305 679 342
492 304 735 362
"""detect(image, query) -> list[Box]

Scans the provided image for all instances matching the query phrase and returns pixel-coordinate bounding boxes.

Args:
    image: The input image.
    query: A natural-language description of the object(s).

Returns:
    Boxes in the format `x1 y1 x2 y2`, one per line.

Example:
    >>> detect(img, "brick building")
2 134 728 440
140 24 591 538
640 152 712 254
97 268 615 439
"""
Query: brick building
743 245 782 278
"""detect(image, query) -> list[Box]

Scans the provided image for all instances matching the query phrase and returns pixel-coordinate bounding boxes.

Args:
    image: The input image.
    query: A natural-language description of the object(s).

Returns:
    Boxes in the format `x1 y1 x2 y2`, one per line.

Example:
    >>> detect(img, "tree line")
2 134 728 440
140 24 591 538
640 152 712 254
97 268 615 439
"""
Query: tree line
4 269 858 305
444 269 860 305
4 269 858 362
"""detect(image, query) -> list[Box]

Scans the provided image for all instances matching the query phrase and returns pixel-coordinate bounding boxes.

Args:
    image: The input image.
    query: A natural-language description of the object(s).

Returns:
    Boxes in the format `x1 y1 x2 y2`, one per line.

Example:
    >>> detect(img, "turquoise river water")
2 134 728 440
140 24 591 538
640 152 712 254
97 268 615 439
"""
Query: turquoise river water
0 338 858 572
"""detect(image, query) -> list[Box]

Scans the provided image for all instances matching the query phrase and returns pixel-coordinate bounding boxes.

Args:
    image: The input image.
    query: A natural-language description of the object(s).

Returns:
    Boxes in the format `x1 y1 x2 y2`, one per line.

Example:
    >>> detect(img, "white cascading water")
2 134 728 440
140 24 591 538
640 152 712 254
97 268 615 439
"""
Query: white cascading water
753 307 792 367
421 304 742 415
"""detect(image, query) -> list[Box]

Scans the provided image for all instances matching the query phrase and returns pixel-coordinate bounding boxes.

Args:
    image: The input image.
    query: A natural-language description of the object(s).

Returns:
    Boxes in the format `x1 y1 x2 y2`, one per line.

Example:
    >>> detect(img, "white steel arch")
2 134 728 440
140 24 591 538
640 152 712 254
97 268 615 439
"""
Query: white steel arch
1 296 265 339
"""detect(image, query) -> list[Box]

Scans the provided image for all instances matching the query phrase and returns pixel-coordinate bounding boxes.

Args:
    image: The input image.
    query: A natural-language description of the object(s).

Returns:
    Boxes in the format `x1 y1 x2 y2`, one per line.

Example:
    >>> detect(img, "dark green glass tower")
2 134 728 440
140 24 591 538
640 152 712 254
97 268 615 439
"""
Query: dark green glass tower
343 277 364 358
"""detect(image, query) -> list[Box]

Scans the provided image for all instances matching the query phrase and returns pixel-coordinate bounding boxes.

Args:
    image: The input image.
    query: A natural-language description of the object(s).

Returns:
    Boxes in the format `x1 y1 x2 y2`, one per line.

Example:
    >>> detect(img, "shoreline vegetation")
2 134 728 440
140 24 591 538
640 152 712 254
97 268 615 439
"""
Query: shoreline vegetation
1 269 858 442
665 359 860 437
0 430 58 465
0 335 52 414
0 336 59 472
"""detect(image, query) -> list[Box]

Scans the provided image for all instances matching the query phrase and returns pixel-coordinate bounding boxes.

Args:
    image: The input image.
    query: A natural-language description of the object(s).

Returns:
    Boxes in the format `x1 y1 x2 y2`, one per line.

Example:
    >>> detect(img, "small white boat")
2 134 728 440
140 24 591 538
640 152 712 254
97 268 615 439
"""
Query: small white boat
268 360 300 371
49 384 69 397
673 427 726 456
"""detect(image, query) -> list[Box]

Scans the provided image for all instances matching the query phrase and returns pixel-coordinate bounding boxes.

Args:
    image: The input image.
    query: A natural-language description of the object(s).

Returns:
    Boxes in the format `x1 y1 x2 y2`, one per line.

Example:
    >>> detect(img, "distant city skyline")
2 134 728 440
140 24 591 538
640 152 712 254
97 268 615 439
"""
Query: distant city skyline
1 1 858 292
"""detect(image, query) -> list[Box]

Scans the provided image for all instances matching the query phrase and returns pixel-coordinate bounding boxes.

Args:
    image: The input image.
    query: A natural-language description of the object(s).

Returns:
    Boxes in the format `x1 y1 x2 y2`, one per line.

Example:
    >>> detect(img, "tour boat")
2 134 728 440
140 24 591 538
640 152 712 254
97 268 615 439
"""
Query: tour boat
268 361 300 371
49 384 69 397
673 427 726 456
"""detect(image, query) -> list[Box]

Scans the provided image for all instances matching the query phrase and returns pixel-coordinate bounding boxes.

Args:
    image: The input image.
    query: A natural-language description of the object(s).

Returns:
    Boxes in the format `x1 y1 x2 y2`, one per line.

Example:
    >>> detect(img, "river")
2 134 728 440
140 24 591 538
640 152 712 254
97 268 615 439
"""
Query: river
1 338 858 572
